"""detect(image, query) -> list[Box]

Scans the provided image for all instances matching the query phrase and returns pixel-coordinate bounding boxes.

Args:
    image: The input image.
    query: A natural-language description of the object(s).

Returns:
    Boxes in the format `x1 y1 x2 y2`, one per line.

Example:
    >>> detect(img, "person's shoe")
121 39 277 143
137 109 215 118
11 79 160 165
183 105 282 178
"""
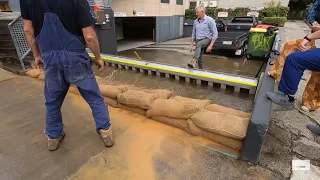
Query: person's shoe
300 105 310 112
99 126 114 147
266 92 294 109
47 133 65 151
187 59 197 69
307 124 320 135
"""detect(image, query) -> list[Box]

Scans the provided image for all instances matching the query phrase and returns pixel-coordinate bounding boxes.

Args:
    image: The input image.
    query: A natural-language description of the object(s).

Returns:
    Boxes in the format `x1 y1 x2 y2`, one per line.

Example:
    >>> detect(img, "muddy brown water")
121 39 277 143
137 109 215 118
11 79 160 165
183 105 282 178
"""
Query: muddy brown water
118 49 265 78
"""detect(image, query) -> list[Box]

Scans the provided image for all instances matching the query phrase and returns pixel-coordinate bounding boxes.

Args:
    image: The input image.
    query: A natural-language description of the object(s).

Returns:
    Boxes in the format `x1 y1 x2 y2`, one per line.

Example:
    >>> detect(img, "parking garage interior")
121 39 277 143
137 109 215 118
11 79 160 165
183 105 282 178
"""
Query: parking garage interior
115 17 156 52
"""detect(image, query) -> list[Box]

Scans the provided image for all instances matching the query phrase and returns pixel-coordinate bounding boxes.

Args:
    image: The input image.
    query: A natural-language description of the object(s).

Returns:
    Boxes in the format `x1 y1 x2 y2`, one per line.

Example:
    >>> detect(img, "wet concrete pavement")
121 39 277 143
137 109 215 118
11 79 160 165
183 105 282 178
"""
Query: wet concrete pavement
118 49 264 78
0 76 108 180
0 71 283 180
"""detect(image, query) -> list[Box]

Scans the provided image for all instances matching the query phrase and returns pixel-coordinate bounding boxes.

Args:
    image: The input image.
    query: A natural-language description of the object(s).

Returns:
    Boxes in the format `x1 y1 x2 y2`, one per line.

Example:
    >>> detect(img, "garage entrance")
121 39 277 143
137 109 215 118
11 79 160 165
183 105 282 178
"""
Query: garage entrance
115 17 156 52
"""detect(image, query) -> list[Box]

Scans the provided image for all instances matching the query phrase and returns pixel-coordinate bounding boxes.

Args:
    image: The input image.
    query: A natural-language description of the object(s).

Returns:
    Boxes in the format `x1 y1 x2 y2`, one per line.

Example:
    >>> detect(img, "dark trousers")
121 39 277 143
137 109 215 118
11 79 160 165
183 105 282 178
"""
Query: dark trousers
193 38 210 69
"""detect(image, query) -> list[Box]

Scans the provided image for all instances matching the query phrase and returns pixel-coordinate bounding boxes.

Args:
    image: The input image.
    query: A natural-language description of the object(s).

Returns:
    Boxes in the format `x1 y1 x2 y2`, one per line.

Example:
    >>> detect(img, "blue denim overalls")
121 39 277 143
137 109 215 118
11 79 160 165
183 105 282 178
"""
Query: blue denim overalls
36 0 111 138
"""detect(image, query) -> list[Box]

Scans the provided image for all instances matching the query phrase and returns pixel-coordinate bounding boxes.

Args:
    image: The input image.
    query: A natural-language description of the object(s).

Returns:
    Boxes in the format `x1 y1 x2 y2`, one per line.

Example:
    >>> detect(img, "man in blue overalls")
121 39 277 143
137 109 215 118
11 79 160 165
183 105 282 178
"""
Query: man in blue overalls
20 0 113 151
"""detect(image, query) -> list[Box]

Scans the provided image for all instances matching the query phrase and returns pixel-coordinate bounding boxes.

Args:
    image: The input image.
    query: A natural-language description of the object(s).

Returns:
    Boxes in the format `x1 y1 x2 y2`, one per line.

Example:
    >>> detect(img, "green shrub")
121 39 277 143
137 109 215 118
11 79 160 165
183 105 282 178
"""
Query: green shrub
185 8 217 19
260 7 289 18
206 8 217 18
262 17 287 27
185 9 196 19
234 7 250 16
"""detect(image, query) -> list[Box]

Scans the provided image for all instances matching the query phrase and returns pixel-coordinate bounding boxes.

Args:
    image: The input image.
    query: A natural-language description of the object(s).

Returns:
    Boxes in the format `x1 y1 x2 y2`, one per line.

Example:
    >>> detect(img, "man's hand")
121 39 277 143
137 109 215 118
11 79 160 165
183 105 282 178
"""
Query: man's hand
189 44 194 52
35 57 44 71
206 46 213 53
312 21 319 26
95 59 105 71
299 39 312 52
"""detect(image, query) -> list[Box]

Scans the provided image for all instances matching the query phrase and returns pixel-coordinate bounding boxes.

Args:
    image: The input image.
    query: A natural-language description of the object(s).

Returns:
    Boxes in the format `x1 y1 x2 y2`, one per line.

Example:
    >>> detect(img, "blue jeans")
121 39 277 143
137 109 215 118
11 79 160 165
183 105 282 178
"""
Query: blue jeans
279 48 320 95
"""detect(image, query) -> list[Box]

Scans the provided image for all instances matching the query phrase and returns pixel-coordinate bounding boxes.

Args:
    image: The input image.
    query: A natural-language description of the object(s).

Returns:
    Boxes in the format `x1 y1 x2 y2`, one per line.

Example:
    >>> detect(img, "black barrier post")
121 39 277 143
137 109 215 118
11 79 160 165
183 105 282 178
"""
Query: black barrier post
241 29 282 163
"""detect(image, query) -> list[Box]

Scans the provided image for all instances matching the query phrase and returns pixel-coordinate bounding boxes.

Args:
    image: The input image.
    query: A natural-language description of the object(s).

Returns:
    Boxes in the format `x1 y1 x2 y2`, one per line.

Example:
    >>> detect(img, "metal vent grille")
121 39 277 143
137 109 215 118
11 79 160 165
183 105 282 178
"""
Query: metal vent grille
8 15 31 70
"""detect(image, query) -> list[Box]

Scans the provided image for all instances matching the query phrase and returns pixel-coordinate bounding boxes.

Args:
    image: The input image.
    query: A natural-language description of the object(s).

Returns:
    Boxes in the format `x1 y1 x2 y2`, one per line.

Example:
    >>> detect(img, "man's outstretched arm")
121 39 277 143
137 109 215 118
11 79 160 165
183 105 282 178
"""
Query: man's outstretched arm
23 19 43 69
82 26 104 71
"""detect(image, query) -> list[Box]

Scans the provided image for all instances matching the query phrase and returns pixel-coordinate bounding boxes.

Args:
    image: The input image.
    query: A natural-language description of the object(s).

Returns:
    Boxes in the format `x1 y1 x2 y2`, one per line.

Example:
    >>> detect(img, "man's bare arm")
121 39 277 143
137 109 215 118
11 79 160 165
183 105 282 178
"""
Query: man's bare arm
23 19 43 69
82 26 104 70
82 26 101 60
307 29 320 40
23 20 40 58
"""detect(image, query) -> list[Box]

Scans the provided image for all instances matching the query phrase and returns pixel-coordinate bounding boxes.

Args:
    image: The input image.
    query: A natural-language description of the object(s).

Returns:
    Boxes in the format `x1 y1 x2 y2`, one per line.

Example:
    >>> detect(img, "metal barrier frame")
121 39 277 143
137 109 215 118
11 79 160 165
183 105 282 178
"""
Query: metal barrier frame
241 30 282 163
89 53 258 94
8 15 31 70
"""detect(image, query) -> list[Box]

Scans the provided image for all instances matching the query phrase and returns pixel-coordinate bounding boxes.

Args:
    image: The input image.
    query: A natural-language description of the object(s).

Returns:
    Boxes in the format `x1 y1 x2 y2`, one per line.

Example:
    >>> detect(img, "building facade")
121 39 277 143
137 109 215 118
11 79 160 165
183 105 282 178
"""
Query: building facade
186 0 290 10
109 0 186 42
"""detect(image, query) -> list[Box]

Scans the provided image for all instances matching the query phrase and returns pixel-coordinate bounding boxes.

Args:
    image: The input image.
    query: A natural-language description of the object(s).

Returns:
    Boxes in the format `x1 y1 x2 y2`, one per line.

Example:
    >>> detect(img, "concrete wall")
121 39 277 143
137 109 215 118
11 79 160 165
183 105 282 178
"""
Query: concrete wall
112 0 185 17
115 18 124 40
156 15 184 42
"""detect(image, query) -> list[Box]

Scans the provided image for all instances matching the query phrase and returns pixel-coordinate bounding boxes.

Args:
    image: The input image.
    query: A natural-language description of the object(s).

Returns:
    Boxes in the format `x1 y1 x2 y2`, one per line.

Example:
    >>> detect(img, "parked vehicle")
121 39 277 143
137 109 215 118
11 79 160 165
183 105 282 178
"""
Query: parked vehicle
227 16 260 31
213 19 249 56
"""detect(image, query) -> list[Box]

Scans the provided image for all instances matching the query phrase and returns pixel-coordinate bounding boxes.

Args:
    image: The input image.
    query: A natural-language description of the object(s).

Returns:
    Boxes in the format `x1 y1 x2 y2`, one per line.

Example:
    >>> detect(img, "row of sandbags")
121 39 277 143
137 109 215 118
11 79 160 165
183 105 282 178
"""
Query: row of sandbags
25 69 251 151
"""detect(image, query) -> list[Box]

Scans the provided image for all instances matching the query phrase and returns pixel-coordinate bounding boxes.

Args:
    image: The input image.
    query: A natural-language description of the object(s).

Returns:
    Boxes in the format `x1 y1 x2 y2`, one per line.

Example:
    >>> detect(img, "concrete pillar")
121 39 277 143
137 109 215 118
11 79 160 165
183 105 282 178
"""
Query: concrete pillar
104 0 112 7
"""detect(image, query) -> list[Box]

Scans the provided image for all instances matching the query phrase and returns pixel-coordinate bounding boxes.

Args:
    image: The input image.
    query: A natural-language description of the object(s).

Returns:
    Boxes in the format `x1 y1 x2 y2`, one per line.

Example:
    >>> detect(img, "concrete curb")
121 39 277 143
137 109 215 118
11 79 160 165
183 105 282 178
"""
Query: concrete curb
241 28 283 163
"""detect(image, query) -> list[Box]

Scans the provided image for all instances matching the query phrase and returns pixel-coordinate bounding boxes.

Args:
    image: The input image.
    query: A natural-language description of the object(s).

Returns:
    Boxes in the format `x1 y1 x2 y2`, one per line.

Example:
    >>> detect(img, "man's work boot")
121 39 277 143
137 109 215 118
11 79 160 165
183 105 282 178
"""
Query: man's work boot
307 124 320 135
187 59 197 69
99 126 114 147
47 133 65 151
266 92 294 109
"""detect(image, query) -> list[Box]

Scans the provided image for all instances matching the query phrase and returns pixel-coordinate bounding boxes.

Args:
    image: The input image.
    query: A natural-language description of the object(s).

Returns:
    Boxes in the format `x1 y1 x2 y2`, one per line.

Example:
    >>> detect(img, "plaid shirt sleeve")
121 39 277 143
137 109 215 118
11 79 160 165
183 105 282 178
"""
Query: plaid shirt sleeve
308 0 319 24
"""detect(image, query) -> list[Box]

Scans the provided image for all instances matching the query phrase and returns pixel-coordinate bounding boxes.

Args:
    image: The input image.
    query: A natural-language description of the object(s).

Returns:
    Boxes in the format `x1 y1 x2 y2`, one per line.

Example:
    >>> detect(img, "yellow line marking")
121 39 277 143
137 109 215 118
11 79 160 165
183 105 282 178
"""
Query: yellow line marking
134 51 142 60
89 54 257 87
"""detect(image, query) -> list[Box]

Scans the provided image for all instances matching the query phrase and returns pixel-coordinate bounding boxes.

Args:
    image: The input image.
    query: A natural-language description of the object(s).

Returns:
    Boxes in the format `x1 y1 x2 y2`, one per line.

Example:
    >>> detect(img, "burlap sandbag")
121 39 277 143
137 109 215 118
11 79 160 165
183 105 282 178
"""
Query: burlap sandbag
151 116 193 135
187 120 243 150
191 109 250 140
123 85 142 91
104 97 118 108
99 84 128 99
146 99 199 119
69 86 80 95
143 89 173 99
117 90 158 109
171 96 211 109
205 104 251 119
38 73 45 81
117 103 146 116
25 69 42 78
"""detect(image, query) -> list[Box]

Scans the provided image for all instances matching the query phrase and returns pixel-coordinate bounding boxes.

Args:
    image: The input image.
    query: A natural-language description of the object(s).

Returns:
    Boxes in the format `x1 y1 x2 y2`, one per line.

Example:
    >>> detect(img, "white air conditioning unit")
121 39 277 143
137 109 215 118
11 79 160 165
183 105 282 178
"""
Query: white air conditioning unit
208 1 217 7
